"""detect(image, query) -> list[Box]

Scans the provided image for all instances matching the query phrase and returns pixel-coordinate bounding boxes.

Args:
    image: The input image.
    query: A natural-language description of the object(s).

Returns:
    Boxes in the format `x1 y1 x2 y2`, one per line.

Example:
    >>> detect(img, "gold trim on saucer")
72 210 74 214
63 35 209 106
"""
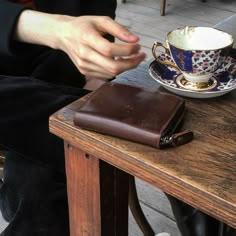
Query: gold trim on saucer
176 75 218 91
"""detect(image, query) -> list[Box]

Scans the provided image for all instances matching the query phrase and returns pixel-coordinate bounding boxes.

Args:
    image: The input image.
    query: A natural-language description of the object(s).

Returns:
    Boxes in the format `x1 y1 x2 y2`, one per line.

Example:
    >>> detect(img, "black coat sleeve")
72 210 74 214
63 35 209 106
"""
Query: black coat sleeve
0 0 117 62
80 0 117 19
0 0 30 56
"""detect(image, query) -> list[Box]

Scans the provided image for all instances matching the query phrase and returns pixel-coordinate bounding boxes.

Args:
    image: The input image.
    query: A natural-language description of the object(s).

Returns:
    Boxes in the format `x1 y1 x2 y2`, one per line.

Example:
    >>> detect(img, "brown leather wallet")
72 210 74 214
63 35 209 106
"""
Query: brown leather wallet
74 82 193 148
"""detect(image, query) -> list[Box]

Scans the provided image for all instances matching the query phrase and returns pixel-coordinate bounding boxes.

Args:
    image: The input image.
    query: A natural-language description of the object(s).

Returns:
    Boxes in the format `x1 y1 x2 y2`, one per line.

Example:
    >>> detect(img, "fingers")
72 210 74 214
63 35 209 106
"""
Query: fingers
61 16 146 79
95 16 140 43
67 52 115 79
73 46 146 79
83 17 143 59
86 31 141 58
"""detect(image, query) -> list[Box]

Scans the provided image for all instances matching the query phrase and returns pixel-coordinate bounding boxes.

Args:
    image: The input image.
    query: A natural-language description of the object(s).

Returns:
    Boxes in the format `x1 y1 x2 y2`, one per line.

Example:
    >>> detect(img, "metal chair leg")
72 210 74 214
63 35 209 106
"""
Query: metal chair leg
122 0 166 16
160 0 166 16
129 176 155 236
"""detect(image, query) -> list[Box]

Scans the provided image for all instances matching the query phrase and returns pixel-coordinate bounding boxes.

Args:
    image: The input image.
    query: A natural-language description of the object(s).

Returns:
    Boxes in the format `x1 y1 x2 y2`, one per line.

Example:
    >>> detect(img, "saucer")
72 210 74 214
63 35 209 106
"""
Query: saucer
149 53 236 98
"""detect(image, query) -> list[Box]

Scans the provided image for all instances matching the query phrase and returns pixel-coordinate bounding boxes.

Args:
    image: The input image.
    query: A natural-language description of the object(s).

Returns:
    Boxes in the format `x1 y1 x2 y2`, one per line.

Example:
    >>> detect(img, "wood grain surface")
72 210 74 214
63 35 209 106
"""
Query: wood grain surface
50 62 236 229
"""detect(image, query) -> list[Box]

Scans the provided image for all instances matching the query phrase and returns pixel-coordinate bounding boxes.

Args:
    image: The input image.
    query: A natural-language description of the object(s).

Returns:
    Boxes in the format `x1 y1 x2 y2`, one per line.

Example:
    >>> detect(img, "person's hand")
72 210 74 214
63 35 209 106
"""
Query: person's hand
16 11 145 80
57 16 146 79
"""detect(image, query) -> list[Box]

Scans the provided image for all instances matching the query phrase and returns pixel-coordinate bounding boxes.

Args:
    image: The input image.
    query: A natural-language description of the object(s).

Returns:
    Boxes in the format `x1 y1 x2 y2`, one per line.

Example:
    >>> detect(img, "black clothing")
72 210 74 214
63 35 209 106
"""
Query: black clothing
0 47 88 236
0 0 116 164
0 1 116 235
0 0 116 57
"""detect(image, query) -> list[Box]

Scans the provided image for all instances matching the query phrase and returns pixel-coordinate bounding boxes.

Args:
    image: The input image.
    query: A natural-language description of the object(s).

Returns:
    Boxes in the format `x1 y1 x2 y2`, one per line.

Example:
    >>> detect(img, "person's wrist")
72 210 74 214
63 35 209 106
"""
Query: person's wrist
15 10 74 50
54 15 74 51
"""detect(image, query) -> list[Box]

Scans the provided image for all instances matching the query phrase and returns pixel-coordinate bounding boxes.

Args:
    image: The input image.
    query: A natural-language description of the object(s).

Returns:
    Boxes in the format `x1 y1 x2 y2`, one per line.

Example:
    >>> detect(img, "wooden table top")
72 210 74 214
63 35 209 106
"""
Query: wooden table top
49 62 236 229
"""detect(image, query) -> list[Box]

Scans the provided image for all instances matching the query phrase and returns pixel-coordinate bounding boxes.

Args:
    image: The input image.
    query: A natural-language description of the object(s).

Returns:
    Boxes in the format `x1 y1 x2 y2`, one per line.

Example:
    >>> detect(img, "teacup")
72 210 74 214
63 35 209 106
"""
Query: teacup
152 26 234 87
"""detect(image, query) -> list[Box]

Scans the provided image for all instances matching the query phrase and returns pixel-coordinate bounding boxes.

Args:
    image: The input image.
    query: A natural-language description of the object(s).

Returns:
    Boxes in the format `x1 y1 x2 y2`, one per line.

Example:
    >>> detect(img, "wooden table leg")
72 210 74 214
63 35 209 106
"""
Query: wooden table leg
64 142 129 236
65 142 101 235
100 161 129 235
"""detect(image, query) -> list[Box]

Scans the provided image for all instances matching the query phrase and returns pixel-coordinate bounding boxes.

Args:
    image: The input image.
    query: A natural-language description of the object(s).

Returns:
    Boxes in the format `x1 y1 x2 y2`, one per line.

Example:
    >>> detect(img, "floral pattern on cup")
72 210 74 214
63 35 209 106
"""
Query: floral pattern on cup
192 50 224 73
149 53 236 98
169 45 227 74
152 26 234 83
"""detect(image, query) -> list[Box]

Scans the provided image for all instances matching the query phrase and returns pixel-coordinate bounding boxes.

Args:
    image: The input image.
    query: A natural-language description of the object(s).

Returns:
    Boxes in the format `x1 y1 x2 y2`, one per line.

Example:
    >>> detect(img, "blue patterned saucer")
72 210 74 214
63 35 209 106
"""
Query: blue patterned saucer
149 53 236 98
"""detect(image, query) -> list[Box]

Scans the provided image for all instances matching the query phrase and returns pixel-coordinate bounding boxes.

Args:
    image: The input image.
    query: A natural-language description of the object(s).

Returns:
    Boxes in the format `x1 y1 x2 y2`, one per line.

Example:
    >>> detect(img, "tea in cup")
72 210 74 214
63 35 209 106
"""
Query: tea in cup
152 26 234 88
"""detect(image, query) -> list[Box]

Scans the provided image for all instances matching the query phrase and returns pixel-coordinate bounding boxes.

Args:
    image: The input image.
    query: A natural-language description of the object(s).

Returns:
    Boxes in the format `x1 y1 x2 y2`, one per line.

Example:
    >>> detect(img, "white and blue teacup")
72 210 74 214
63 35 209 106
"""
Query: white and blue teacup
152 26 234 85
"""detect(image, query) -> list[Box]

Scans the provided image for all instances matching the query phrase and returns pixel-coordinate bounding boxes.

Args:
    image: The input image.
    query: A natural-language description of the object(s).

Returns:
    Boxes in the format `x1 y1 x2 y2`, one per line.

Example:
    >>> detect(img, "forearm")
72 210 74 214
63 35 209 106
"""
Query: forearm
13 10 146 79
15 9 72 50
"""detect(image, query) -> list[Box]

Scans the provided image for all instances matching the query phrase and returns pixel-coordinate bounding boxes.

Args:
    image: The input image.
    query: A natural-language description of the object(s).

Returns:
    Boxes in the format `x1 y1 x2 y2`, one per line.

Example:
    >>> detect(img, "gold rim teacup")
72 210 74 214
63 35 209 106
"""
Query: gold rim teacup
152 26 234 88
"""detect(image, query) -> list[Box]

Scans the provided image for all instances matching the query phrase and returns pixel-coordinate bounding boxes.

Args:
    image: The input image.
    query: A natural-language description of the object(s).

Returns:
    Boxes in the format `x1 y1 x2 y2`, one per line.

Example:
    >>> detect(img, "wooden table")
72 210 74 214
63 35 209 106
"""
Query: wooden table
49 62 236 235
